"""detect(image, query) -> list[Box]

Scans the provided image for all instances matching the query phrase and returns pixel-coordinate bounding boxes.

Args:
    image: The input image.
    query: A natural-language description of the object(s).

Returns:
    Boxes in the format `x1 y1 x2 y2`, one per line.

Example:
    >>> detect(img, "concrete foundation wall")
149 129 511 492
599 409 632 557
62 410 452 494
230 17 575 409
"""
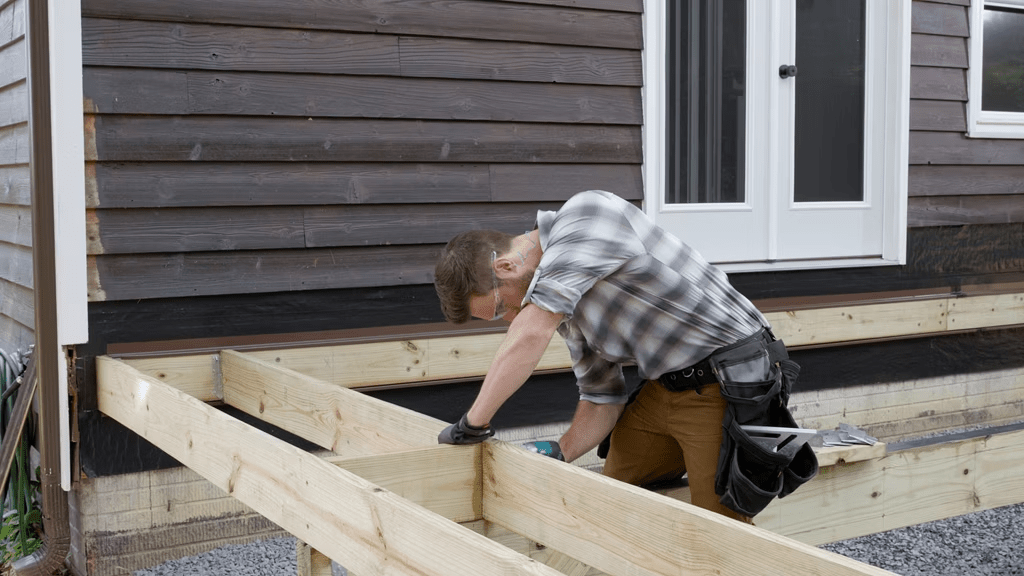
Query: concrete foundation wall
68 465 287 575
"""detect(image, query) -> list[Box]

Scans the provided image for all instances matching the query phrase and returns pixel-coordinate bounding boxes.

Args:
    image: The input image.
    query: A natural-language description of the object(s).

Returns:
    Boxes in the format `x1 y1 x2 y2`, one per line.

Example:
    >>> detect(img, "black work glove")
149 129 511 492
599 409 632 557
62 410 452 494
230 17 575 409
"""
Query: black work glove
438 413 495 445
523 440 565 461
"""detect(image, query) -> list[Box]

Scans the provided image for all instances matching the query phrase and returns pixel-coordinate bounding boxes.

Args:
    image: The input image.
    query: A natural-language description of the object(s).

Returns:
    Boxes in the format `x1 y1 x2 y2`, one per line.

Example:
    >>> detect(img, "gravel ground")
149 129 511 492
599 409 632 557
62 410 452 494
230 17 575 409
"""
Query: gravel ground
131 502 1024 576
821 502 1024 576
132 537 298 576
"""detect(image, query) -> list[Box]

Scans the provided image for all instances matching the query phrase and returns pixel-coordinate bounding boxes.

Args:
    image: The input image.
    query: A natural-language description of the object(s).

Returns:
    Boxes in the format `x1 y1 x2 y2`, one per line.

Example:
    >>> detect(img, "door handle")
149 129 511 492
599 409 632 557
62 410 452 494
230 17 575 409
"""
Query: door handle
779 65 798 79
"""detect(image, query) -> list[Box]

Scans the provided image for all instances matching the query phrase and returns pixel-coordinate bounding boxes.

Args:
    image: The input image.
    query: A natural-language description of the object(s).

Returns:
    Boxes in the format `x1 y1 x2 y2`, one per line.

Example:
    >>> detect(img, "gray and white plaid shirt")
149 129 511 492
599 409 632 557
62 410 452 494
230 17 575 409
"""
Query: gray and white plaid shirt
524 190 768 404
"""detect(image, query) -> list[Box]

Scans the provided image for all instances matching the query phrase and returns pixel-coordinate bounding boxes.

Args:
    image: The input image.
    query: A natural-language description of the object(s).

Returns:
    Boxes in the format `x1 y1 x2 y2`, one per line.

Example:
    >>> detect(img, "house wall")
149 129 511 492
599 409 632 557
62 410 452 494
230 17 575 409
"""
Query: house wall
67 1 1024 572
74 0 1024 472
80 0 644 303
909 0 1024 226
0 0 32 356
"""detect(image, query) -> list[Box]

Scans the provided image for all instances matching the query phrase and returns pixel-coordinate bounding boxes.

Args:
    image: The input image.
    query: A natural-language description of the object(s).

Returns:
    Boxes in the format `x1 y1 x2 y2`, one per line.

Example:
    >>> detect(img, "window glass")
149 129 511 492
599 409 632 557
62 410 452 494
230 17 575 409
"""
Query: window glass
666 0 746 204
982 6 1024 113
794 0 866 203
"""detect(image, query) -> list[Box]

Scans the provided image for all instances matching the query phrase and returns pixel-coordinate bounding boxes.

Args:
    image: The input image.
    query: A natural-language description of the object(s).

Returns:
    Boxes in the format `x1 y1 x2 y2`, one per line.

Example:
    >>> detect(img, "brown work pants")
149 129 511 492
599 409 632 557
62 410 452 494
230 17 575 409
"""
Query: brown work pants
602 380 751 523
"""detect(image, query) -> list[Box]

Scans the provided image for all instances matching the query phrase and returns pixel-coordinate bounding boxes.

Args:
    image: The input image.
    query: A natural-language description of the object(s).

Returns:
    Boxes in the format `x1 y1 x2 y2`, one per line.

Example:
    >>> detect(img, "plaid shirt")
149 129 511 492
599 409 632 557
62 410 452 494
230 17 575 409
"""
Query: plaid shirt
524 190 768 404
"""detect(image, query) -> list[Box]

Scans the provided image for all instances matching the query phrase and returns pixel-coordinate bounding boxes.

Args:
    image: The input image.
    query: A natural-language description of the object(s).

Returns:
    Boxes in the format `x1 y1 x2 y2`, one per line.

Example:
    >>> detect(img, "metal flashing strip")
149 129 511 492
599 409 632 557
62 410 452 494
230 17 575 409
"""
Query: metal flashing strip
887 420 1024 453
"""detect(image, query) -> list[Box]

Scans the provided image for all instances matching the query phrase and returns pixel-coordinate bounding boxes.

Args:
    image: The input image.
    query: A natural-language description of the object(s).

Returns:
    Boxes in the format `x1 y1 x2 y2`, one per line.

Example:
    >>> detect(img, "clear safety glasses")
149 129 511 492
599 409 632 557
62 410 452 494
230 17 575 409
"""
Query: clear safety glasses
489 250 507 321
488 235 535 322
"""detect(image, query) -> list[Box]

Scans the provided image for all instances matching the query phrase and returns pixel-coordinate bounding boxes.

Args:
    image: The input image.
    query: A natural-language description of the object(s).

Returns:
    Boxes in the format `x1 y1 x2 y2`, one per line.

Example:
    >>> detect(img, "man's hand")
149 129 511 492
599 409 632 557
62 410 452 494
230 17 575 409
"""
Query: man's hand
523 440 565 461
438 413 495 445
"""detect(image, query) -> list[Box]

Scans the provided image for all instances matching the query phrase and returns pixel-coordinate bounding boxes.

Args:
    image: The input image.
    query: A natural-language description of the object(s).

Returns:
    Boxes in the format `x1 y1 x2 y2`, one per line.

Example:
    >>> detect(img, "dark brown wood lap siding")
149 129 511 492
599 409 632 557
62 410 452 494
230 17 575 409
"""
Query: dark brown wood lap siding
81 0 645 303
907 0 1024 227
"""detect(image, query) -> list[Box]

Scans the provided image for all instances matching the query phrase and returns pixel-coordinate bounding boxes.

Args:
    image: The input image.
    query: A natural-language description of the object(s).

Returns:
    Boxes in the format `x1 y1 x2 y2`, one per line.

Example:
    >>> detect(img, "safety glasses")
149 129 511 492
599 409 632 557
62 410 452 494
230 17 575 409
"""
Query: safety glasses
489 250 508 321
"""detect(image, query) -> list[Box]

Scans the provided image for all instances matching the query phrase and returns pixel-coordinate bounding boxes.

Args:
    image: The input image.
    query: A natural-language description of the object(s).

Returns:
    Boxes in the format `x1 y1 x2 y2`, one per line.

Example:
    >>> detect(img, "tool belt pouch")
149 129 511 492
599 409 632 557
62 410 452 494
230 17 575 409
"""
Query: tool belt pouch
711 331 818 516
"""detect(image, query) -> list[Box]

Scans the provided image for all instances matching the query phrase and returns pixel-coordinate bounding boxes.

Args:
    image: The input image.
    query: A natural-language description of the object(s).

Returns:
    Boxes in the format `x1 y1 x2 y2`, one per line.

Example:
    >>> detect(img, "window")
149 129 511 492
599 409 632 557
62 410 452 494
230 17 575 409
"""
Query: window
643 0 911 271
967 0 1024 138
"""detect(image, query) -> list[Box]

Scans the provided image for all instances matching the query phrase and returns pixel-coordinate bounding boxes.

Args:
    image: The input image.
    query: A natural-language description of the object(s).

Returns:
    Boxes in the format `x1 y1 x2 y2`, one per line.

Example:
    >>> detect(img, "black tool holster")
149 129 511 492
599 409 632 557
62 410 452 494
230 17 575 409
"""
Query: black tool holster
710 328 818 517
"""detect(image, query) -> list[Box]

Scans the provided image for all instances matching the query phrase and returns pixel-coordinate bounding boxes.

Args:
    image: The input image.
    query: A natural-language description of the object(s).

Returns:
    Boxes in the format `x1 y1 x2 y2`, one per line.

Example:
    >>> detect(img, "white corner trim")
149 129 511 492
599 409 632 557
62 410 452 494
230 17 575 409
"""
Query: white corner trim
641 0 665 216
48 0 88 348
44 0 87 492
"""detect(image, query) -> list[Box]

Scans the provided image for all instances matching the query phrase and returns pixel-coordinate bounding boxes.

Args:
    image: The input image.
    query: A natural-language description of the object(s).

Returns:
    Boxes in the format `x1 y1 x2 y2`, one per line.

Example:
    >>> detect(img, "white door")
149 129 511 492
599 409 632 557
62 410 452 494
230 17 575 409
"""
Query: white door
646 0 909 270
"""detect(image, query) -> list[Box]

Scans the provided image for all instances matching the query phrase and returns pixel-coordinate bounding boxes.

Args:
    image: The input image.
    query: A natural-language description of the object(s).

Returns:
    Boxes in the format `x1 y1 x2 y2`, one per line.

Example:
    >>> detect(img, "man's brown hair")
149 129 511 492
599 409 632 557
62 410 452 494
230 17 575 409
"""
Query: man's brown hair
434 229 514 324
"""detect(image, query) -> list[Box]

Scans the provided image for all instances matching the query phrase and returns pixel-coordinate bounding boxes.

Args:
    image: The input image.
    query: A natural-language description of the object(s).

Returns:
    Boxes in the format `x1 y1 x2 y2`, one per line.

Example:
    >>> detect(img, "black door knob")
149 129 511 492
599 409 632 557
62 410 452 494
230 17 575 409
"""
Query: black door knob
779 65 798 79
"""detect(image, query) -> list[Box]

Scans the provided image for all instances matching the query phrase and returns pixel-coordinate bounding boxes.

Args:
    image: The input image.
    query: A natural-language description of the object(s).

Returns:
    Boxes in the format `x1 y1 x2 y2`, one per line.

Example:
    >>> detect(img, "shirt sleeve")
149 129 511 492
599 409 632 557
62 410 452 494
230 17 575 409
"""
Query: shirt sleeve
526 191 644 318
559 324 629 404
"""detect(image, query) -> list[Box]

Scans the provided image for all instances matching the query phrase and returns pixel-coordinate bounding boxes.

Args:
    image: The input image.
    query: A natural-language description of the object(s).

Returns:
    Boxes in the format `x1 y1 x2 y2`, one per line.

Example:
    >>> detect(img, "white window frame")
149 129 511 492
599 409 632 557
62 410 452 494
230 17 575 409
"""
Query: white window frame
641 0 911 272
967 0 1024 139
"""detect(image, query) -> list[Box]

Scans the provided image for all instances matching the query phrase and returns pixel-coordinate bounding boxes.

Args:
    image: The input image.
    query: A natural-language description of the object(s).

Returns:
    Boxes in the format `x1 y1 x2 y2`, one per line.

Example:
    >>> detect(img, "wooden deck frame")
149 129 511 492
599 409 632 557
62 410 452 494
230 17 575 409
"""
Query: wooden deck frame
96 353 899 576
661 427 1024 546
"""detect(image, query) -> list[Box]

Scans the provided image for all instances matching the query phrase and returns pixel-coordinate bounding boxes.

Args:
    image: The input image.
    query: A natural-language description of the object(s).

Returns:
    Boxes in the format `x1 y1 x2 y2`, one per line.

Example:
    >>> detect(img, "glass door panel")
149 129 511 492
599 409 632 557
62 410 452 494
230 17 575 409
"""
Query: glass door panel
666 0 746 205
793 0 866 203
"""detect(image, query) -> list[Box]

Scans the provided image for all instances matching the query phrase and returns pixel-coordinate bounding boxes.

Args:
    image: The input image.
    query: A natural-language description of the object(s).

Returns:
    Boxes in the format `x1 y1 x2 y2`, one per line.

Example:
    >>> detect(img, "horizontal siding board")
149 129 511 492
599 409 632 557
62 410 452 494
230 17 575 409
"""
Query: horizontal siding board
0 276 32 329
0 38 25 90
90 202 592 254
909 195 1024 227
0 0 24 46
397 37 641 86
0 315 33 359
499 0 643 12
0 164 29 205
0 121 28 165
909 165 1024 197
911 1 969 37
88 162 493 208
921 0 969 6
910 33 968 68
303 202 559 247
0 203 30 246
88 116 642 163
88 207 306 254
0 80 27 126
82 19 642 86
184 72 642 124
0 241 31 289
82 18 402 76
83 68 187 115
89 246 439 301
80 0 643 50
490 164 642 201
909 99 966 131
910 66 966 101
910 131 1024 165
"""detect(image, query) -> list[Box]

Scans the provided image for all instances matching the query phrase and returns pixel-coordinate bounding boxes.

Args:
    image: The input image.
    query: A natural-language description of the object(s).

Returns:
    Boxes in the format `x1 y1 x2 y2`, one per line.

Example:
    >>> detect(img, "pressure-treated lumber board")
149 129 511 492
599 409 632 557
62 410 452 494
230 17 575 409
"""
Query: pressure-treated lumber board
482 442 896 576
95 355 563 576
299 523 600 576
219 349 442 455
123 291 1024 400
233 333 574 399
813 442 887 468
766 298 949 347
664 428 1024 546
946 292 1024 331
324 446 480 524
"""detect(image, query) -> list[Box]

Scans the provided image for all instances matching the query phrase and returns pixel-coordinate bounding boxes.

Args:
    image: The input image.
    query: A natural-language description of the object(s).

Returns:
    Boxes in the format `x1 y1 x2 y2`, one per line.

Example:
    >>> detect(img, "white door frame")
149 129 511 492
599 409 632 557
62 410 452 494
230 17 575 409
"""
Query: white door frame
642 0 911 272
